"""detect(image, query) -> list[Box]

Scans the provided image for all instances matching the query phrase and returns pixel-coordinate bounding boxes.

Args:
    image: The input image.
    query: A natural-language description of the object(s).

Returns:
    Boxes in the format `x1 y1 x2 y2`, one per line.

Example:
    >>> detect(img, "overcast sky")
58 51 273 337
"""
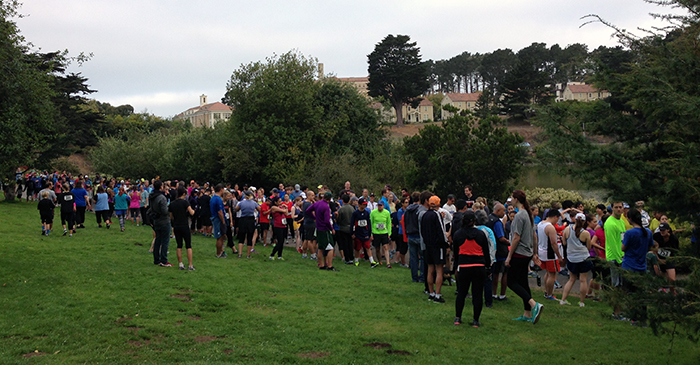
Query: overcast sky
15 0 679 117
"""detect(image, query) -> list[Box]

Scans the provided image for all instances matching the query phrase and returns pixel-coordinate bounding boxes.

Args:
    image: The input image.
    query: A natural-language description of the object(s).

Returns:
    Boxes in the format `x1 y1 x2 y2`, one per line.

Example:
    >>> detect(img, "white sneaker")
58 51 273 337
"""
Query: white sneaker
268 256 275 260
559 300 570 305
579 302 585 307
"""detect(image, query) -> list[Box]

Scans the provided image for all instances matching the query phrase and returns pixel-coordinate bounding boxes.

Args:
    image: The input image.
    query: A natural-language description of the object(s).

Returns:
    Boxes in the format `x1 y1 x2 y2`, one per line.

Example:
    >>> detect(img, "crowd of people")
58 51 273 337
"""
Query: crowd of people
16 170 690 328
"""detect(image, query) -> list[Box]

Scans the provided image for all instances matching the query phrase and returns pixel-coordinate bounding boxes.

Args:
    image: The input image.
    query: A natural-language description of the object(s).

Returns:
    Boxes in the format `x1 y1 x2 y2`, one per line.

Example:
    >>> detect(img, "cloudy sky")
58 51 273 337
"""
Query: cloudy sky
15 0 679 117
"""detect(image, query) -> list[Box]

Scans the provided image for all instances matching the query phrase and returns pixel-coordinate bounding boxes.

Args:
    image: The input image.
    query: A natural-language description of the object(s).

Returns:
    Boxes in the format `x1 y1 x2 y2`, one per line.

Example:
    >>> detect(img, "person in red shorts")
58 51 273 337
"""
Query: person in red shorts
351 197 374 266
537 209 565 300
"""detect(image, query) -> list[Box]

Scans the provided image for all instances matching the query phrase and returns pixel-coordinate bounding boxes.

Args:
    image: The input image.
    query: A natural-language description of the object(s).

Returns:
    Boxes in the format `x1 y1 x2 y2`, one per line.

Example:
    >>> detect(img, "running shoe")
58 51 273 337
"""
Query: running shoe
531 302 543 324
471 320 481 328
63 230 67 236
327 267 339 272
268 256 275 261
498 296 508 301
188 266 195 271
544 294 558 301
454 317 462 326
386 264 392 269
319 266 327 270
559 300 571 305
370 262 379 268
512 315 531 322
220 252 227 258
344 261 354 265
400 263 409 268
179 263 185 270
611 313 628 321
106 223 110 229
277 257 285 261
69 233 72 237
528 272 538 278
433 296 445 304
302 254 308 259
428 295 435 302
579 302 585 307
161 262 173 267
554 281 563 289
297 247 303 254
354 261 359 266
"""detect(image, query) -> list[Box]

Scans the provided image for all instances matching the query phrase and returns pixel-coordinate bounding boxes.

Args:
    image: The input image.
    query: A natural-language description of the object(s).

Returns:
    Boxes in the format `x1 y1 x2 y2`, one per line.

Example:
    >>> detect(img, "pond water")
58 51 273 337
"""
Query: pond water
518 165 607 201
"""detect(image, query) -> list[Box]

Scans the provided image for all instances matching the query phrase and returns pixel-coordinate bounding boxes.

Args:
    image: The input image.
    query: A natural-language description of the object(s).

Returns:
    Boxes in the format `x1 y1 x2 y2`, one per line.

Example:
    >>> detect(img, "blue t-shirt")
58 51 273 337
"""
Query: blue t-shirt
492 220 507 261
534 216 542 225
621 227 654 273
94 192 109 211
71 188 88 207
397 208 405 235
238 199 257 217
210 194 224 219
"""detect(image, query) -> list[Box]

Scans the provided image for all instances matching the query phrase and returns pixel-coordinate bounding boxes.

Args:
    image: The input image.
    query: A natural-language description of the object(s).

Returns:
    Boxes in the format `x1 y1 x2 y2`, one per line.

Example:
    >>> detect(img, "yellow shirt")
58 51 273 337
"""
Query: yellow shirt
649 218 660 232
621 214 633 230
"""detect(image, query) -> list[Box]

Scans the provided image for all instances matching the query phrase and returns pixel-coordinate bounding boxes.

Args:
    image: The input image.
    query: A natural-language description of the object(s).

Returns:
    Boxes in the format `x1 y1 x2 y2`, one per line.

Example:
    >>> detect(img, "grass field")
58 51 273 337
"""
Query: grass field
1 198 698 364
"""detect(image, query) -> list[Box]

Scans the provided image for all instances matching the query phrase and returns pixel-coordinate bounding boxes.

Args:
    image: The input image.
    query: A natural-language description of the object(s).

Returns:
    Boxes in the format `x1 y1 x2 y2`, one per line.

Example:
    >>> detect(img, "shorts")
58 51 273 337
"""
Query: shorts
609 260 622 287
212 217 225 239
129 208 140 217
317 230 334 251
304 225 317 241
541 260 560 273
115 209 127 217
259 222 270 232
660 259 676 271
200 216 212 227
492 260 508 274
354 237 371 251
395 236 408 255
425 246 446 265
41 214 53 224
372 233 389 249
567 259 593 275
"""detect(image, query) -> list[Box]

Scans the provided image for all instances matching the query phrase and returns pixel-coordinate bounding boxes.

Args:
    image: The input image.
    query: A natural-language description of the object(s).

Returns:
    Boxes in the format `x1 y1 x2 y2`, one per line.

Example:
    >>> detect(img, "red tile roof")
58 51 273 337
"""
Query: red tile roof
418 98 433 106
567 84 607 94
445 92 481 102
336 77 369 83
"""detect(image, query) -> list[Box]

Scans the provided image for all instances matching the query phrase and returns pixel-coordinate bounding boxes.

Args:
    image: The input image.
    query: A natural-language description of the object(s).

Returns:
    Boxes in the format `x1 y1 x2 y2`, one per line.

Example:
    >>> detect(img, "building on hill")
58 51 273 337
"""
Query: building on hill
370 97 433 124
334 77 369 97
174 95 232 128
441 92 481 119
561 83 610 102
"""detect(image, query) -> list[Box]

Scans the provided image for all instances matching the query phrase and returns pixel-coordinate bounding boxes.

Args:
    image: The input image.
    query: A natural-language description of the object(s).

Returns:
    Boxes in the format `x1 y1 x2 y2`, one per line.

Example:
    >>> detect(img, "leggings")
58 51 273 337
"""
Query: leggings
76 206 86 225
337 231 354 261
96 210 110 225
61 211 75 230
455 266 486 321
237 216 256 246
271 226 286 257
508 256 533 311
226 223 235 248
116 211 126 230
174 226 192 249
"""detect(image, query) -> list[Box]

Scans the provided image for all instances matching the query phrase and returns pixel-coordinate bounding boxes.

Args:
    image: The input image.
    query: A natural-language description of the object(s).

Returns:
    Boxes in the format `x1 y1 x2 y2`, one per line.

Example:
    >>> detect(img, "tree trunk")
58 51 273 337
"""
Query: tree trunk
3 184 16 201
393 100 404 127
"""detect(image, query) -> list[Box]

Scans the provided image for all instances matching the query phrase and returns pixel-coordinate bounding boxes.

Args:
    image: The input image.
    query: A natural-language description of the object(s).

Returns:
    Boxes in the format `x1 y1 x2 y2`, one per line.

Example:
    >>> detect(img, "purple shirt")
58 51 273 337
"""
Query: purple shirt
306 200 332 232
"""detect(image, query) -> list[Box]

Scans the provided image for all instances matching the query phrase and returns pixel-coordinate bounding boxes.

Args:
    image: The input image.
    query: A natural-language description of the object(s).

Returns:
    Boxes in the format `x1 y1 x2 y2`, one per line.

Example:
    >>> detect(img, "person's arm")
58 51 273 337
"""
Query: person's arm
546 225 564 262
581 230 592 250
621 232 628 252
506 232 520 267
590 234 604 251
187 205 195 216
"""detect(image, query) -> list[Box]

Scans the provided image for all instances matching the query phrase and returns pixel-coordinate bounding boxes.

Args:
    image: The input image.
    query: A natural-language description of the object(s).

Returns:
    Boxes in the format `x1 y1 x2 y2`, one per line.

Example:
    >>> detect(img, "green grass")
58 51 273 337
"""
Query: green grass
1 198 698 364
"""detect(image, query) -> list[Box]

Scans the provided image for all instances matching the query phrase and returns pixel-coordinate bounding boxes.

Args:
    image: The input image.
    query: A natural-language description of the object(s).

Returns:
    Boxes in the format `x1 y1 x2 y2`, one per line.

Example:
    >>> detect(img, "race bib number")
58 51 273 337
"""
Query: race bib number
225 213 230 220
620 232 625 241
281 218 287 225
658 248 671 258
376 223 386 230
358 220 368 227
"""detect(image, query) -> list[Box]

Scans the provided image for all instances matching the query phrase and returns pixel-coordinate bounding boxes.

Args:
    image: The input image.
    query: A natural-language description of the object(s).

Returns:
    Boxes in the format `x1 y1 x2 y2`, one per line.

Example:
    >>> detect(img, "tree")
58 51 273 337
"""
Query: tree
221 51 384 186
0 1 58 199
404 114 524 200
500 43 555 120
367 34 429 127
535 0 700 346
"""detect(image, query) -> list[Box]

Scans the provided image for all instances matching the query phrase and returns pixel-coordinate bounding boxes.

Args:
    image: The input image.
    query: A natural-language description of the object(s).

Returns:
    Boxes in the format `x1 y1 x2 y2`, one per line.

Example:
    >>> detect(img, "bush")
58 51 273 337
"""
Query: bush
524 187 604 212
50 156 81 175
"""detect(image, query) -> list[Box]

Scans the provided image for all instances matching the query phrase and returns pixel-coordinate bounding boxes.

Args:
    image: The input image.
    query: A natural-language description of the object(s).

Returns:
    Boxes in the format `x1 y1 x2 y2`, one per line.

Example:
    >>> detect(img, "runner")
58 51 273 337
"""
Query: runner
306 191 338 271
169 186 196 270
505 190 544 324
652 223 679 286
114 186 130 232
129 186 141 226
352 197 373 266
71 181 90 229
538 209 565 300
422 195 448 303
302 191 317 260
235 191 260 258
453 211 491 327
210 184 228 258
37 191 54 236
370 200 392 268
94 185 111 229
336 194 355 265
268 197 288 260
486 203 509 301
58 183 76 236
559 213 594 307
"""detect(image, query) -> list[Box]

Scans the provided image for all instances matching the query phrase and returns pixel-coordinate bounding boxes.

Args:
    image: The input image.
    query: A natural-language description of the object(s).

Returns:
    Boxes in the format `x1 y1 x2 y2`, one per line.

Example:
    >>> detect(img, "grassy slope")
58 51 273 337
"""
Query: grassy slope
0 199 698 364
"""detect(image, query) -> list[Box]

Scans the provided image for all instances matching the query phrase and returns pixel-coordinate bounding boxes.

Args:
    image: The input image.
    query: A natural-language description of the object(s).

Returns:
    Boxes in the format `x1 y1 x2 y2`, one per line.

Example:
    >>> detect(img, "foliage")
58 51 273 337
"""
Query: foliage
221 51 384 187
50 156 81 175
0 1 59 185
404 113 524 201
535 2 700 223
367 34 429 127
500 43 555 120
524 187 604 212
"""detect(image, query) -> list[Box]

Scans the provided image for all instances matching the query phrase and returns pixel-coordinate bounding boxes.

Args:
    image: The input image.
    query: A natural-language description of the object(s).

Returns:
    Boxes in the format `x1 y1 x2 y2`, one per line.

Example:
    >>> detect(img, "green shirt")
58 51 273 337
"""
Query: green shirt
604 215 626 263
369 208 391 235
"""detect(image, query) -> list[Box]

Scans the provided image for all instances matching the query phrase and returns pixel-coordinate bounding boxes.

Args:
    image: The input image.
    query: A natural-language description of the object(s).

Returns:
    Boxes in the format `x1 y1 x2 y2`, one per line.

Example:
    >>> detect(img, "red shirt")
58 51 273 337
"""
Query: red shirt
272 209 286 228
259 202 271 223
284 201 293 217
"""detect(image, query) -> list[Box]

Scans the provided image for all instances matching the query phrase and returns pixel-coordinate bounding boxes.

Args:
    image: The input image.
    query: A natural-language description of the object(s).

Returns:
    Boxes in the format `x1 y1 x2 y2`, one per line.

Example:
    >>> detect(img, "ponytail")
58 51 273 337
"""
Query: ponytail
627 209 647 236
512 190 533 225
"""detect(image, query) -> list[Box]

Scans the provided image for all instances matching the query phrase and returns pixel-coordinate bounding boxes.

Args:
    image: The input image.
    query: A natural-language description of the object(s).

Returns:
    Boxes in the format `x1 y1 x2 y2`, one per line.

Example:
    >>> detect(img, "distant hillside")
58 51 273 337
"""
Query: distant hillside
386 120 542 144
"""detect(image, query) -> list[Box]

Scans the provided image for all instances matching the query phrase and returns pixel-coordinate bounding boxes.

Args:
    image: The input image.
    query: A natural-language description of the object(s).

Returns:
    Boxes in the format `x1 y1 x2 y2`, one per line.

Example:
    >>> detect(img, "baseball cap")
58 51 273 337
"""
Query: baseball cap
370 193 375 197
324 191 333 200
574 213 586 221
295 184 300 190
317 185 323 190
271 188 279 193
659 223 671 231
350 196 359 202
429 196 441 206
623 203 630 209
358 197 367 205
377 200 385 206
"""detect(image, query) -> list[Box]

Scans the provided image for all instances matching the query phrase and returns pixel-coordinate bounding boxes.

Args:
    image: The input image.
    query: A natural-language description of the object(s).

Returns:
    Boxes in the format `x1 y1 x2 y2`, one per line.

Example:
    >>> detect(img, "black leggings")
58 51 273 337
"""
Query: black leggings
455 266 486 321
508 256 533 311
237 216 255 246
337 231 354 261
61 211 75 230
174 226 192 249
96 210 110 225
76 206 86 225
271 226 286 257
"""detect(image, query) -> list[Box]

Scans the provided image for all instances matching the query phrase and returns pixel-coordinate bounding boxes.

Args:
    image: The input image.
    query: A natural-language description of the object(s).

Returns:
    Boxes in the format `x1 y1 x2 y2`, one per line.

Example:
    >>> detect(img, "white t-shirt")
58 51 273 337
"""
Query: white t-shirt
537 221 562 261
442 203 457 214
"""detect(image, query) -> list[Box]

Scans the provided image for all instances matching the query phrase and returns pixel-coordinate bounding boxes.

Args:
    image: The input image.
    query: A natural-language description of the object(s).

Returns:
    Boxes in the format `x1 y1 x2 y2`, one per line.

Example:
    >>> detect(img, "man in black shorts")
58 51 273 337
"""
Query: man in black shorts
421 194 448 303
